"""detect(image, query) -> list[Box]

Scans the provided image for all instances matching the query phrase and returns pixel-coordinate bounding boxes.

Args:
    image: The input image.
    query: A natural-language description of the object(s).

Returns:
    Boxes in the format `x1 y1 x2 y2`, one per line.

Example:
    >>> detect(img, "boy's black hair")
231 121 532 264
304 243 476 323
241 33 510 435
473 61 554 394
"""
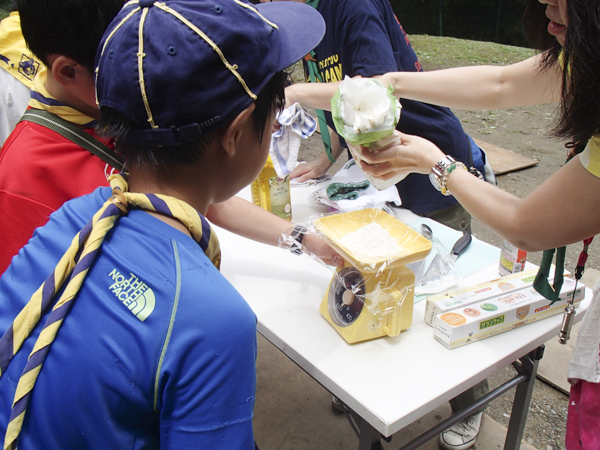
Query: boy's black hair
524 0 600 145
17 0 125 73
97 71 288 168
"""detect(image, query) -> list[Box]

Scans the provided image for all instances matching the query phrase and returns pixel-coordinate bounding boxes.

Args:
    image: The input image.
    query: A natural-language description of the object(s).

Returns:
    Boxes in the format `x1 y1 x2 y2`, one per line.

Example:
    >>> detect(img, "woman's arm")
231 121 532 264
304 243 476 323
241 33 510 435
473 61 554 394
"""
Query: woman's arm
286 55 561 113
448 155 600 250
378 54 562 110
358 132 600 251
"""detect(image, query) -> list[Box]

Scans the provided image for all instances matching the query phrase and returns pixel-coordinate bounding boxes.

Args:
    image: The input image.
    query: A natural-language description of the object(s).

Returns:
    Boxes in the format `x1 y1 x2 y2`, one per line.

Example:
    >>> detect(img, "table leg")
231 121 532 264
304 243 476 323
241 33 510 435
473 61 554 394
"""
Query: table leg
504 345 544 449
338 345 544 450
338 402 384 450
351 411 383 450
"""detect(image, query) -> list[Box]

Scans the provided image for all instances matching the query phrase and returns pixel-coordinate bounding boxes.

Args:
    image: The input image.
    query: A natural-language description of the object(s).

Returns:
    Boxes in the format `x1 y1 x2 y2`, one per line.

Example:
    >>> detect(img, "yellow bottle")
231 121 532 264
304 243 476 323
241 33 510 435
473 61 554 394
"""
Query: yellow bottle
251 155 292 221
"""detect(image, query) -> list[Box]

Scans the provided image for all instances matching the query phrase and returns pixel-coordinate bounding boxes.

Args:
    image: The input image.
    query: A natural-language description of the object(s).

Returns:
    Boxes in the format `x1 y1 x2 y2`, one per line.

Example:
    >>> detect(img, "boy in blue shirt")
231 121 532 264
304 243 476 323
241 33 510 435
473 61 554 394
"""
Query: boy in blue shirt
0 1 325 448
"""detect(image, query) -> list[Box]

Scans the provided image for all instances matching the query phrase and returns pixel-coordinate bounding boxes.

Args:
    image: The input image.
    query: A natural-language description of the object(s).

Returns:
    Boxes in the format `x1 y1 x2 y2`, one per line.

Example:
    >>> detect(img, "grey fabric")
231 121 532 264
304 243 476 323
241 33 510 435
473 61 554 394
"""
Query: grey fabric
568 278 600 384
421 202 472 233
449 380 491 415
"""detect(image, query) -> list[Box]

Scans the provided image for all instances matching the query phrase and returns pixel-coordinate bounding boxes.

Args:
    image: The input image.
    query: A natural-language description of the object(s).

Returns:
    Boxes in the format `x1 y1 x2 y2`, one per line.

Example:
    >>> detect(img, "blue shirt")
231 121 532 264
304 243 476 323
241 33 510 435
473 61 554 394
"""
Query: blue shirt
0 188 257 449
314 0 472 214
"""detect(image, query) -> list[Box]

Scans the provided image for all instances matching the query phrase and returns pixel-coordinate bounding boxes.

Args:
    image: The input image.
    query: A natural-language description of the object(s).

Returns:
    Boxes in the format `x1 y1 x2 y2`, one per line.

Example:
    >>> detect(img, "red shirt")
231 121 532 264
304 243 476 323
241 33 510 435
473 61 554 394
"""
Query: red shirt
0 117 115 274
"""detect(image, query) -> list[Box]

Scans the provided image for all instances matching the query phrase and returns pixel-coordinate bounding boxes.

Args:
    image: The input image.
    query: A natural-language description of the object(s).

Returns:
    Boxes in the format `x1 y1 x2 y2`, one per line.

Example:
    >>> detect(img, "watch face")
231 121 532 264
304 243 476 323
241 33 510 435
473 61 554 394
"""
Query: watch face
429 172 442 191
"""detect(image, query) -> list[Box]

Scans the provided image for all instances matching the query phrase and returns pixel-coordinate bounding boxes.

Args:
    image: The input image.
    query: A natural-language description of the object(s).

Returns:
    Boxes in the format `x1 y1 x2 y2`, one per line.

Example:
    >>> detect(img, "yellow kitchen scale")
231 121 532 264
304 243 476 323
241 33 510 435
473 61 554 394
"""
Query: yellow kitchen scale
314 209 432 344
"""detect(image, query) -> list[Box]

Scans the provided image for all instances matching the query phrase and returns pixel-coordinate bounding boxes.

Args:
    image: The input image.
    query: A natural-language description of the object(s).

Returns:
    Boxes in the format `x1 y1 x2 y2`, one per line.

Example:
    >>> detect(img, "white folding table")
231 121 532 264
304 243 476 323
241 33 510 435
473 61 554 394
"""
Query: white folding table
215 185 591 450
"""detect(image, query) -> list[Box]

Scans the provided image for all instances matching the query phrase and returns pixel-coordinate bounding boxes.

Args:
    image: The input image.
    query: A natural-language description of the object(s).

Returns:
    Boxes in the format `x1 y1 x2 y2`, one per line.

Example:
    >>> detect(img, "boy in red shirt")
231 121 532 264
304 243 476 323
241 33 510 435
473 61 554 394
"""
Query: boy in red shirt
0 0 340 274
0 0 125 273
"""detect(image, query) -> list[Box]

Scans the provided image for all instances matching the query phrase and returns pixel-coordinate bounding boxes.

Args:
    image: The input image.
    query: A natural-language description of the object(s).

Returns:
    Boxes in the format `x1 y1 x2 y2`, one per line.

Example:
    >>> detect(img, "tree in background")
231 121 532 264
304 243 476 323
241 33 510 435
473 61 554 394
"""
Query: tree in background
0 1 14 20
391 0 527 47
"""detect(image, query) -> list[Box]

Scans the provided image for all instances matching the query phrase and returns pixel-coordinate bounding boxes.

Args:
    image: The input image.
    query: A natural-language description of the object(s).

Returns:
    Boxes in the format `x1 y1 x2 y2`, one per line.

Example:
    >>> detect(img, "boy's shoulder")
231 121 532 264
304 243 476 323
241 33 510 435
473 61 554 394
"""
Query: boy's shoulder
0 114 113 203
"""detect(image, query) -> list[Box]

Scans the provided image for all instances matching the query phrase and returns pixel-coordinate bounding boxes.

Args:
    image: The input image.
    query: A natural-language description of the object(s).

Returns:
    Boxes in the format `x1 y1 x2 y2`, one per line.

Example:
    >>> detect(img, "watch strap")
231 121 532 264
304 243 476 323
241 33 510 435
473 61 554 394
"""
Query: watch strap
290 225 305 255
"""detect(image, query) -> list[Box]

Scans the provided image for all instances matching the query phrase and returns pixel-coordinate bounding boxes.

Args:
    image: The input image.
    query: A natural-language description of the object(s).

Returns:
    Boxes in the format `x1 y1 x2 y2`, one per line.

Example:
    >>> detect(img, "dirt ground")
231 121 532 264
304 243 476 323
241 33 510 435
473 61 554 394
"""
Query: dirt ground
295 102 585 449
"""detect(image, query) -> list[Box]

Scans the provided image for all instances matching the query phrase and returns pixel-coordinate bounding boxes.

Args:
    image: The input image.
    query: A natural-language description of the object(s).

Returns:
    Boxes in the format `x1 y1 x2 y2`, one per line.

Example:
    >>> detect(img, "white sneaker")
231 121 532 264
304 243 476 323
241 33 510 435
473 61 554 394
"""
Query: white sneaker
331 396 346 414
439 412 482 450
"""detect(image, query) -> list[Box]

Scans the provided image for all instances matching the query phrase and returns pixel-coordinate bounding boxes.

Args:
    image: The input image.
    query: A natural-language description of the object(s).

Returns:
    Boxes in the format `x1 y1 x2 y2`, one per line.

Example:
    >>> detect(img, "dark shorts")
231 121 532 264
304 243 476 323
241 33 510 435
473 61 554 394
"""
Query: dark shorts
420 202 472 233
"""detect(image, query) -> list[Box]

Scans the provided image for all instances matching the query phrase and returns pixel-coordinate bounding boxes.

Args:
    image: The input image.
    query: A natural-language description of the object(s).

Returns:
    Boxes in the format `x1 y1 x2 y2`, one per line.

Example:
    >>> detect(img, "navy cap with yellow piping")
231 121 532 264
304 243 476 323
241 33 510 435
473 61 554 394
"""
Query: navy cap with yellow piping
95 0 325 146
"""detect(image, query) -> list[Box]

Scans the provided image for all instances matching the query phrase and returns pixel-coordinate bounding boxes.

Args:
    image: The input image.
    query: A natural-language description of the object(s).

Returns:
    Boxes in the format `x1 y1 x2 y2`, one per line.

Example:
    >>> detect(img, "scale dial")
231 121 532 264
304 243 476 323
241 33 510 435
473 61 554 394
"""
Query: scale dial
328 267 366 327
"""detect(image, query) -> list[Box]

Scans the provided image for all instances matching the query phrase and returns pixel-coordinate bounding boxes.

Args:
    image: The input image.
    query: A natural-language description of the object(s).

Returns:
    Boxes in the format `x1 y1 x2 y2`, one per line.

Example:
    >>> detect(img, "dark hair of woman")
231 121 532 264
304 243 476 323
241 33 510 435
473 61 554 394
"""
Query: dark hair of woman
97 70 287 168
524 0 600 145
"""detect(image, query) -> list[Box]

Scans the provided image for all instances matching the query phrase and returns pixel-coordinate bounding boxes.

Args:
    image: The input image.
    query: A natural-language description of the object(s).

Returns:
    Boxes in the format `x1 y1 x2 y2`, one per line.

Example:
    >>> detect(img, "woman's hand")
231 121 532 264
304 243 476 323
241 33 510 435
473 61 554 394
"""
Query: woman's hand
357 131 445 180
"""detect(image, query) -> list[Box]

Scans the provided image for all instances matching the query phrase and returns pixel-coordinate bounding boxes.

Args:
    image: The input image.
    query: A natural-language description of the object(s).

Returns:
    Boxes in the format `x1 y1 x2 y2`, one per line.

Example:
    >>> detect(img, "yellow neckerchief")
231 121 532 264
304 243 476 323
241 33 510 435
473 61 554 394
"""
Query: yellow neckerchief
0 12 42 88
0 173 220 450
28 67 97 127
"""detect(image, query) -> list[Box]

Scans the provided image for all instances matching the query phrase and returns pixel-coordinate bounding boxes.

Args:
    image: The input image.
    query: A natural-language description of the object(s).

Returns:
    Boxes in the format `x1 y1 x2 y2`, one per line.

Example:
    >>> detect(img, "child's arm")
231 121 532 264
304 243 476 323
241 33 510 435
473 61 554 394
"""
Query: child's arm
206 196 343 266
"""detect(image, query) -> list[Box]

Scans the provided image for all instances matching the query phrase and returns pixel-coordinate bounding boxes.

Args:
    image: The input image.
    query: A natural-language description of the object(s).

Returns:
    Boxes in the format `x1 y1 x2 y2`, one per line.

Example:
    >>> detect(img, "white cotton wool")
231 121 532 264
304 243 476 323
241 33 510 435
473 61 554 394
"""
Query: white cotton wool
338 223 402 260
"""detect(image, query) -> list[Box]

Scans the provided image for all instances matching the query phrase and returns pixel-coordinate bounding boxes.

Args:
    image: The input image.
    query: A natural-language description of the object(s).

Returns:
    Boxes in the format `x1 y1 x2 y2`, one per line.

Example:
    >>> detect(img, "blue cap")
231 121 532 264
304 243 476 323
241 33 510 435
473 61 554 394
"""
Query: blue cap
95 0 325 146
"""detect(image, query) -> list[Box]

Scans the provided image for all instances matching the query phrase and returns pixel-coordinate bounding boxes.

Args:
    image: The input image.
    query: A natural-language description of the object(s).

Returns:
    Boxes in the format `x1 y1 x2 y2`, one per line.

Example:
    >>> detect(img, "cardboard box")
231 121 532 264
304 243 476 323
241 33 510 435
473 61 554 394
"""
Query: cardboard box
432 277 585 349
424 269 539 326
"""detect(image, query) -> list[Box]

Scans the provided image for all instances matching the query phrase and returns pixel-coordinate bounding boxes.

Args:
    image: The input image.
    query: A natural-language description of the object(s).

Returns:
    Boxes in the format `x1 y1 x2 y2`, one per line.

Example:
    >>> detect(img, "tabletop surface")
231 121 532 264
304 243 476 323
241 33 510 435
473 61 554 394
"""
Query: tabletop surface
215 185 591 437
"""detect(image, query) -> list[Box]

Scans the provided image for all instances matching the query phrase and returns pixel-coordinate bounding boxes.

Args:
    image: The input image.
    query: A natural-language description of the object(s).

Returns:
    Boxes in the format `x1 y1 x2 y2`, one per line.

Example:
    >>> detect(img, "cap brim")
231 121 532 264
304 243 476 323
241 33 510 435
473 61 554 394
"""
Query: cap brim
255 1 325 71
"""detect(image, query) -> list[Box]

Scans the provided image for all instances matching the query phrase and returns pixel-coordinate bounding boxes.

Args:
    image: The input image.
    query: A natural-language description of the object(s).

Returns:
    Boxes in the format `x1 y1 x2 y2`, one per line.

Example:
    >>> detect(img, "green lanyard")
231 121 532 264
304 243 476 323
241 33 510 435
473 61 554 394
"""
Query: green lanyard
533 139 588 304
533 246 566 305
304 0 335 162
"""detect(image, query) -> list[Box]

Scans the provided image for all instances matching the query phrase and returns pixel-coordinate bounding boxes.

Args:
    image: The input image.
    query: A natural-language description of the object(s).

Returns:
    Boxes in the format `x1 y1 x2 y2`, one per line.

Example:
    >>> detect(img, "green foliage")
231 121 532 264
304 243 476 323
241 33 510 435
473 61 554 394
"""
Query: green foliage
391 0 529 47
0 0 12 21
409 35 535 71
288 35 534 86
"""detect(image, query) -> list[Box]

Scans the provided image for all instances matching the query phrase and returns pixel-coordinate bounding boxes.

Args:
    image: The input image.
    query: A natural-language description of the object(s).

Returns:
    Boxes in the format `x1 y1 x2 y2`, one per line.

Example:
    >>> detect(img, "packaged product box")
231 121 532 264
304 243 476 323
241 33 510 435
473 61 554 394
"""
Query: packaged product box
432 277 585 349
499 239 527 276
424 269 539 326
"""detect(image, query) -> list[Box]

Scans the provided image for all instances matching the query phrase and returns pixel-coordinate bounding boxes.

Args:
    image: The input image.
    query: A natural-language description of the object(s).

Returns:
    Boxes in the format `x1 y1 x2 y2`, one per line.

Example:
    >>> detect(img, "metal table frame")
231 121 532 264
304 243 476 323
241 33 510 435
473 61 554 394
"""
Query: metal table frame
331 346 545 450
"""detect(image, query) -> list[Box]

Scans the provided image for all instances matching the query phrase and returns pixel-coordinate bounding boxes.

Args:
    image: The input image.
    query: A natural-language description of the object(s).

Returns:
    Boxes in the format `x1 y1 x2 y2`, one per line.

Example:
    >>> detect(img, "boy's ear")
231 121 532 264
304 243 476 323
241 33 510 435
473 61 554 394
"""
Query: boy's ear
50 55 89 87
221 103 255 157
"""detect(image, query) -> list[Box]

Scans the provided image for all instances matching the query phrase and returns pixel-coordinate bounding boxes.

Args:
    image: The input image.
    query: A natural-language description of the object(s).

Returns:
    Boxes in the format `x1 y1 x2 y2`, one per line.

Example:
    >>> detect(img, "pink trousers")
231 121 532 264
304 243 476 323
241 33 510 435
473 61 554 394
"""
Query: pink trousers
566 380 600 449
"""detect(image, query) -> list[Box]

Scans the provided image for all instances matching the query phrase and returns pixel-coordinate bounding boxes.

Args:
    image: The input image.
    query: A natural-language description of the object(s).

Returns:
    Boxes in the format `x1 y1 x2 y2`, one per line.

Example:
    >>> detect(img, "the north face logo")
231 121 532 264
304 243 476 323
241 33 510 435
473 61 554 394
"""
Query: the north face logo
108 269 155 321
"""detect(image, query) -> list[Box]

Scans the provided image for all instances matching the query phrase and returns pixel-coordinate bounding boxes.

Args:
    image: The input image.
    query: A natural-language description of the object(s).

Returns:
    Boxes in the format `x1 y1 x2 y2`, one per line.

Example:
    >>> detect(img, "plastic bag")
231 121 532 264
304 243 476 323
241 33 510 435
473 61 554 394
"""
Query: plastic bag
407 224 462 296
280 207 431 337
331 77 407 190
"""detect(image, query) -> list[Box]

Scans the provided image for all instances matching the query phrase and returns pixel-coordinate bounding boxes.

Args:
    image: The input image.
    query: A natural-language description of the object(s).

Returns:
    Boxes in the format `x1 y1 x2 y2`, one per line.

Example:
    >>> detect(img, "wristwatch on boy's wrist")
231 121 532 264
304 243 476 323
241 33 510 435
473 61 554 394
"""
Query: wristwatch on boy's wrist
429 155 467 196
290 225 305 255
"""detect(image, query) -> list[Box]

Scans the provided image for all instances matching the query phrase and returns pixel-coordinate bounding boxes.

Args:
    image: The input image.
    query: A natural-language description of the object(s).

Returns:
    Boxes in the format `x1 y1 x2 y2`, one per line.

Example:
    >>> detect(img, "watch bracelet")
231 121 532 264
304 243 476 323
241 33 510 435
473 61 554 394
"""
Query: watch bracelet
440 161 468 196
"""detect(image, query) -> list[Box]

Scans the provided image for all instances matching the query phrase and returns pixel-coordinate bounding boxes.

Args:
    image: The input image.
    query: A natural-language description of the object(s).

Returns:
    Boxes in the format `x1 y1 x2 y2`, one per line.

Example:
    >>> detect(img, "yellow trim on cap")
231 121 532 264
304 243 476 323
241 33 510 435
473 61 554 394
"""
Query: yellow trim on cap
97 7 141 64
154 2 258 100
137 8 157 128
94 6 141 107
233 0 278 30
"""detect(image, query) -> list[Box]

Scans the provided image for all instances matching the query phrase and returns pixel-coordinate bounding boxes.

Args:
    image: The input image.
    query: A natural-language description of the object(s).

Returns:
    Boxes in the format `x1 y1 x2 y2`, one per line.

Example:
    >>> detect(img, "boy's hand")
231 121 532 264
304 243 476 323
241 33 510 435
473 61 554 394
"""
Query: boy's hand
290 159 330 183
302 234 344 267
